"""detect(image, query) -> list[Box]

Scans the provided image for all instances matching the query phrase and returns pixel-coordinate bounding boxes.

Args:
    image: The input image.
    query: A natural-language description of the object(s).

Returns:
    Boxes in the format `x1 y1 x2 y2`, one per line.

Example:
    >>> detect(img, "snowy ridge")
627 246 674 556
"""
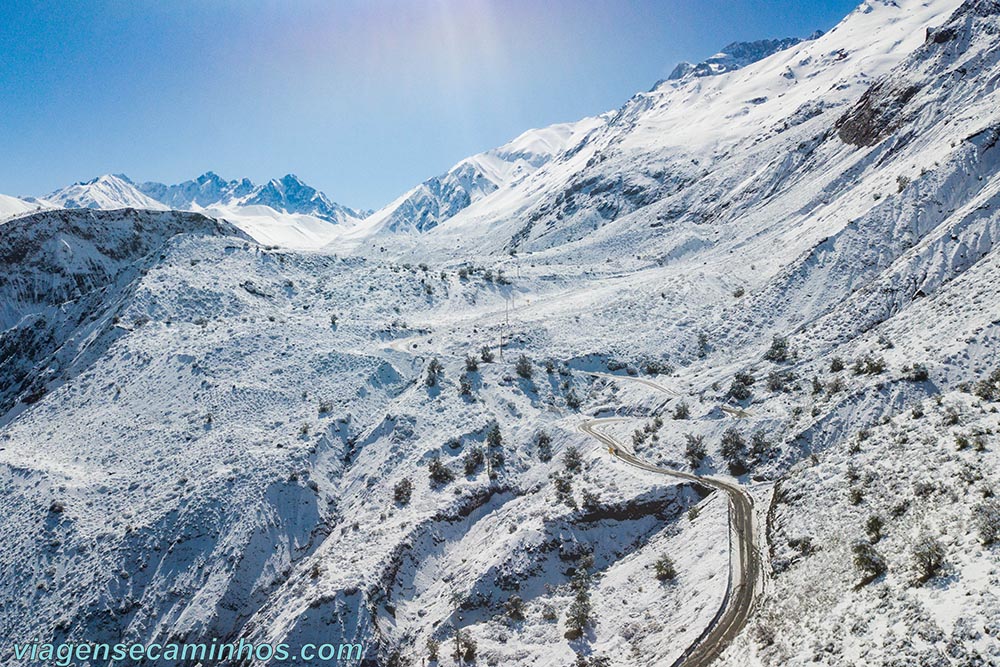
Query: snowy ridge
46 174 169 211
137 172 367 225
665 36 815 81
357 117 605 235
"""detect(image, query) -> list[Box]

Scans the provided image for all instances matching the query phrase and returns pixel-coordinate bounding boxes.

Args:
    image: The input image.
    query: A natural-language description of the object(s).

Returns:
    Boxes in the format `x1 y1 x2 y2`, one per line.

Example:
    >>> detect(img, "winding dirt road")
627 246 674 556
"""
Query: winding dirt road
578 380 761 667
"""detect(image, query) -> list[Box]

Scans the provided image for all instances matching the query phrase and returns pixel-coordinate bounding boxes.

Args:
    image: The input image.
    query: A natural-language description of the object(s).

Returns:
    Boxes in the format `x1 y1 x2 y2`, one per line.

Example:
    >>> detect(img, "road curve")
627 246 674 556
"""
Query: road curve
578 417 759 667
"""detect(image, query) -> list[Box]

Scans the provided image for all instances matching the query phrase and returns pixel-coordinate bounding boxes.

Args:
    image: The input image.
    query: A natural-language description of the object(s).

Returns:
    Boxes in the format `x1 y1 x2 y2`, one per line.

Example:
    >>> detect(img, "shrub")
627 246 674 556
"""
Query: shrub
464 354 479 372
767 370 794 393
536 431 553 462
426 638 440 661
853 542 887 584
830 357 845 373
688 506 700 521
911 535 946 584
428 456 455 485
552 473 575 508
393 478 413 505
564 446 583 474
673 401 690 420
654 554 677 581
849 487 864 505
641 358 674 375
684 434 707 468
973 500 1000 545
853 355 887 376
811 376 824 395
459 375 472 396
452 630 477 663
564 572 592 640
865 515 884 543
480 346 495 363
487 423 503 450
426 358 444 387
696 332 709 358
581 488 601 512
729 370 755 400
749 430 772 461
515 354 533 379
905 363 930 382
733 286 745 298
763 335 790 362
463 447 485 475
505 594 526 621
974 367 1000 401
565 389 581 410
721 427 747 472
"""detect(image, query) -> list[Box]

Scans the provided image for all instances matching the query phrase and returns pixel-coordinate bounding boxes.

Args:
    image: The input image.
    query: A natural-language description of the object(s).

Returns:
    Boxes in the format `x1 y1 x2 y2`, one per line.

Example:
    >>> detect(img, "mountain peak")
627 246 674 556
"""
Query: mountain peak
666 35 819 81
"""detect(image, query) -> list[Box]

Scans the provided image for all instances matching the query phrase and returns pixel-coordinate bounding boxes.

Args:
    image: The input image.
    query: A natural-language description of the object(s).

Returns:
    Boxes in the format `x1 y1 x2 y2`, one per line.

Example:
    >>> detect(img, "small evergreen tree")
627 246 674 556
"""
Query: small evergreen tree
536 431 553 462
720 427 747 473
463 446 485 476
684 433 707 468
393 478 413 505
428 456 455 485
564 446 583 474
672 401 690 420
763 335 790 362
480 345 495 363
654 553 677 581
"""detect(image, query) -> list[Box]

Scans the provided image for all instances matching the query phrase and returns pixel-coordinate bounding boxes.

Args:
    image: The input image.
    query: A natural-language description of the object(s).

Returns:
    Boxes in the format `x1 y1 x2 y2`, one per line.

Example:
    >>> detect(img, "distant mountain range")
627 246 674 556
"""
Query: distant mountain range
41 173 366 225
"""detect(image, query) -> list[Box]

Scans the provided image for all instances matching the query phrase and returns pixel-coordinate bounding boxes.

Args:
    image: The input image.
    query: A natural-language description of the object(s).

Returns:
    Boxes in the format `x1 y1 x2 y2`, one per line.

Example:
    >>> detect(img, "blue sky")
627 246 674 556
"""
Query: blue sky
0 0 859 210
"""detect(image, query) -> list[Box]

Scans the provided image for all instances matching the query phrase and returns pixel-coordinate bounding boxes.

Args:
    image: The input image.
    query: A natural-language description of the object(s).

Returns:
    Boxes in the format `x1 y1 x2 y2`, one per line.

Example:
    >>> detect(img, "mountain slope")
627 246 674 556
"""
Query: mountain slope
356 118 605 236
368 0 966 258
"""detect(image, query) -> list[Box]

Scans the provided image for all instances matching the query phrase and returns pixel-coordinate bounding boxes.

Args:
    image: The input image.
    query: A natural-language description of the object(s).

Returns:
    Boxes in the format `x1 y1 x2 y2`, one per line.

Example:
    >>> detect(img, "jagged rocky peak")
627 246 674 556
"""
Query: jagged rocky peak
667 34 821 80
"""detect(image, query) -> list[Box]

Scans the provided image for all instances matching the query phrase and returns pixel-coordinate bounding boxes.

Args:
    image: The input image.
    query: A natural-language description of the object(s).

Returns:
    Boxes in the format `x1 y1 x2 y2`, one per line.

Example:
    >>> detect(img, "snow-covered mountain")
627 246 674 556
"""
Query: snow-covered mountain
3 0 1000 666
37 172 366 251
137 172 367 225
359 118 605 235
0 194 48 221
46 174 169 211
666 36 816 81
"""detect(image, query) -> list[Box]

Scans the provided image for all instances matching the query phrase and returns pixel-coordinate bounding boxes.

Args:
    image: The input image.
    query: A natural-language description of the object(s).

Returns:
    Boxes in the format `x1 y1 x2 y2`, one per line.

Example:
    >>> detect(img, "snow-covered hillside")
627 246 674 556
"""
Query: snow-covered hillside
2 0 1000 665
